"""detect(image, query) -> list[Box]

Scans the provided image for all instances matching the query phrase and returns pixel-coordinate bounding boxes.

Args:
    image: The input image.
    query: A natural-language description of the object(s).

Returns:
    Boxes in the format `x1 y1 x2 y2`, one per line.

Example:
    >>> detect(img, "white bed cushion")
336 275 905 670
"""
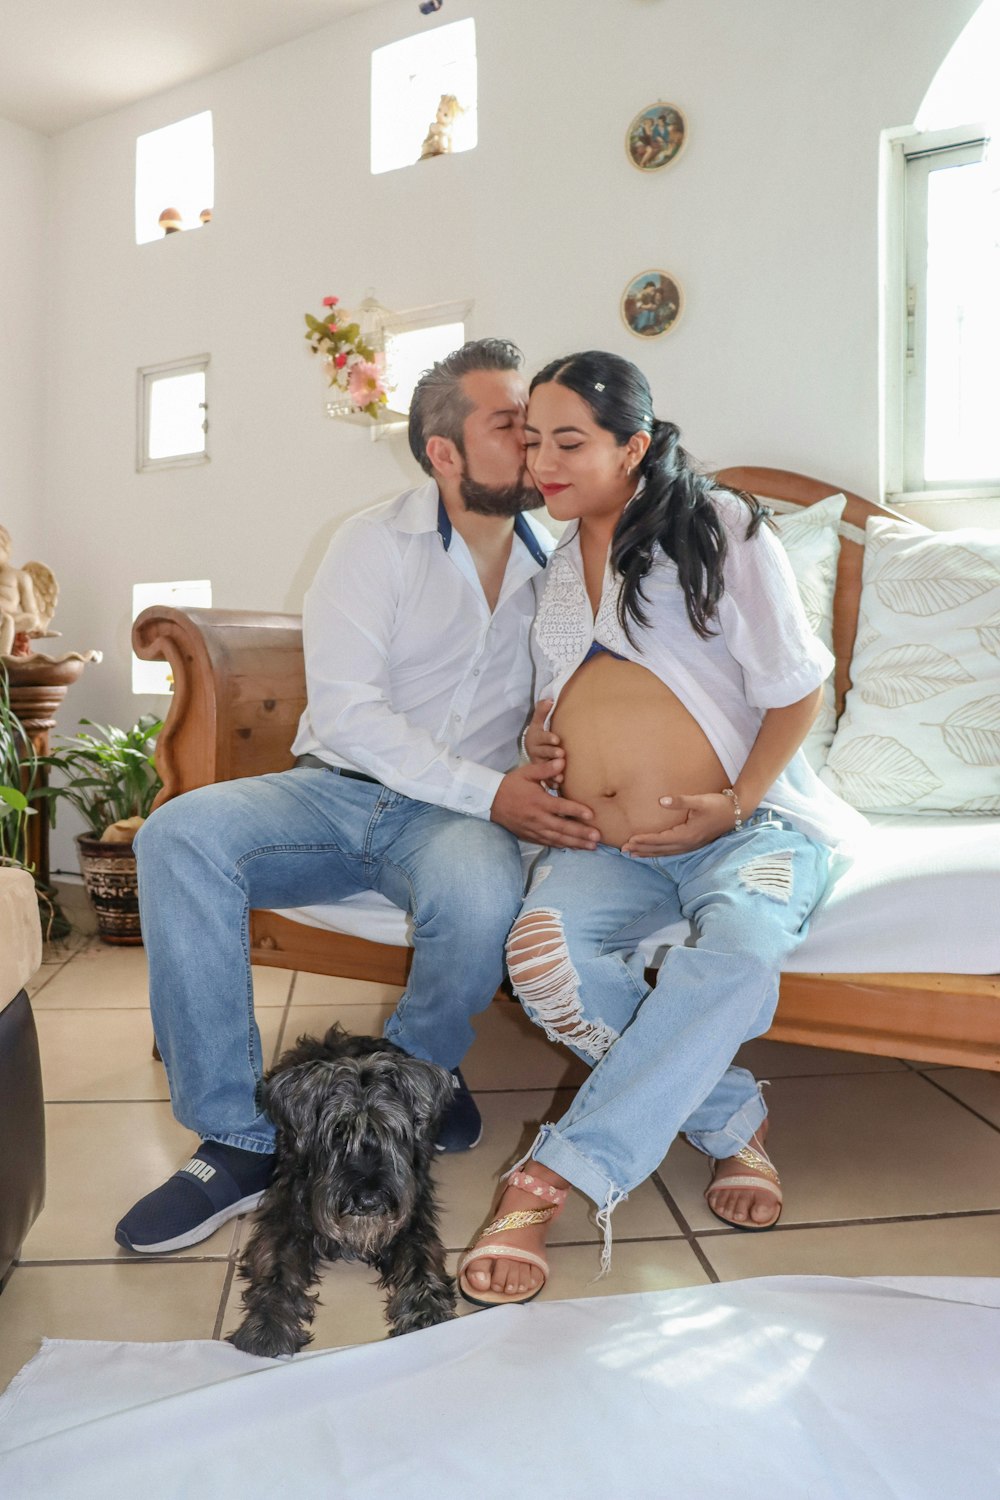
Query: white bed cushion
765 492 846 771
277 888 415 947
274 814 1000 977
643 814 1000 974
820 517 1000 814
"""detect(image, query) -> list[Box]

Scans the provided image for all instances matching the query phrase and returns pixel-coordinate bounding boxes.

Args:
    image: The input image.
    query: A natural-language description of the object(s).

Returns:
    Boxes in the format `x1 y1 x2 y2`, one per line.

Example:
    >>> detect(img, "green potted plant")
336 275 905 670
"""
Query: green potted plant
32 715 163 944
0 667 65 938
0 702 34 869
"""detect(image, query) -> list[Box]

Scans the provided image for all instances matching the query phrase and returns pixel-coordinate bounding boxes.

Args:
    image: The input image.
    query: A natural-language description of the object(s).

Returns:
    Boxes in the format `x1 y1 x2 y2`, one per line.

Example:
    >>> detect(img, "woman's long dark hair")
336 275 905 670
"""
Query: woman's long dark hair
529 351 768 642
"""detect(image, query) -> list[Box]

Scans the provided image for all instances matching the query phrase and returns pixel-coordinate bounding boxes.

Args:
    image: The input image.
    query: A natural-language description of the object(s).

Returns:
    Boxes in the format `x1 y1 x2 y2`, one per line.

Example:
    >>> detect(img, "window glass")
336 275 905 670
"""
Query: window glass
147 371 206 461
924 158 1000 482
385 321 465 414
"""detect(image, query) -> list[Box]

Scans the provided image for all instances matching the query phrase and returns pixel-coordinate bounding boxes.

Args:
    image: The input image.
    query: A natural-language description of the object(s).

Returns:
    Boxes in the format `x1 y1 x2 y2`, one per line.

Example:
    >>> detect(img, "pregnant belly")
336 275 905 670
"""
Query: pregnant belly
551 654 728 848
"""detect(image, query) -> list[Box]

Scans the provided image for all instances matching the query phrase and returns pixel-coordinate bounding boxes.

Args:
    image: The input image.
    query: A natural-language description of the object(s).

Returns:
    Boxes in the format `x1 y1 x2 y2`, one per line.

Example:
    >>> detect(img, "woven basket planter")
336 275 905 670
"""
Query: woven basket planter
75 834 142 946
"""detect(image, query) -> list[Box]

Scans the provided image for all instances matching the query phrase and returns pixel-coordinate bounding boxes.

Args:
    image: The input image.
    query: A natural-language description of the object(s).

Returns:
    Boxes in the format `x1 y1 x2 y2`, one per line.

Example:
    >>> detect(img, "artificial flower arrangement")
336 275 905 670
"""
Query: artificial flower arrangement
304 296 390 419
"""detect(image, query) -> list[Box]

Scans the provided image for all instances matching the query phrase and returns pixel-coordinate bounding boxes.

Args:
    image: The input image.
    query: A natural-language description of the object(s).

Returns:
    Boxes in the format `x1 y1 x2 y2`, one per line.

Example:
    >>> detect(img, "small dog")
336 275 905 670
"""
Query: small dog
227 1024 457 1357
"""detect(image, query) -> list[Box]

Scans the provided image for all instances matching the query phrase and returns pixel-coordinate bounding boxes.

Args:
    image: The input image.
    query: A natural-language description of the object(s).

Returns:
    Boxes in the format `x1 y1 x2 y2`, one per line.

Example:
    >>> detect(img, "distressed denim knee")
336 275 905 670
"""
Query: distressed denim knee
506 907 619 1063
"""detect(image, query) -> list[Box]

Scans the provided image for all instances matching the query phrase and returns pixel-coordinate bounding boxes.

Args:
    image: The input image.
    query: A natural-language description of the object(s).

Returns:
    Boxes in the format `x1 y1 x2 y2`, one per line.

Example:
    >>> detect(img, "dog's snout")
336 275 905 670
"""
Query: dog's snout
346 1184 385 1216
336 1171 391 1217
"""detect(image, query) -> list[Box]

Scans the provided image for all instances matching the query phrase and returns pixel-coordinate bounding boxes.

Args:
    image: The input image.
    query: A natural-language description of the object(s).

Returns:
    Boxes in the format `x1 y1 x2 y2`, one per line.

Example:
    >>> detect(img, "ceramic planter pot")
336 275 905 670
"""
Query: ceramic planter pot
75 834 142 945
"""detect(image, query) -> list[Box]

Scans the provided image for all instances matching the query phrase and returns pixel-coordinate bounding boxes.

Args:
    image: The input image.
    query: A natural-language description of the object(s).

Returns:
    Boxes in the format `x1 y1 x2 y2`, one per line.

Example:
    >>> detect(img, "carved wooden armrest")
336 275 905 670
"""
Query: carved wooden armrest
132 606 307 807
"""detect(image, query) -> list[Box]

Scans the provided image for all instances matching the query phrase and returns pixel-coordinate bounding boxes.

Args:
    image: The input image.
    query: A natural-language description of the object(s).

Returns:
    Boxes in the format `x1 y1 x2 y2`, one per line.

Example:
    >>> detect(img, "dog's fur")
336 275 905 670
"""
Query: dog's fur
227 1024 457 1357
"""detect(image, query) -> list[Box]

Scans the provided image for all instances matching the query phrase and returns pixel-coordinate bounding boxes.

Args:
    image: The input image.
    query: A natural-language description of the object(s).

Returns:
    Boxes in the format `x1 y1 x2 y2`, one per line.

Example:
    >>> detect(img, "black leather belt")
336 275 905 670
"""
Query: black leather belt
294 753 380 785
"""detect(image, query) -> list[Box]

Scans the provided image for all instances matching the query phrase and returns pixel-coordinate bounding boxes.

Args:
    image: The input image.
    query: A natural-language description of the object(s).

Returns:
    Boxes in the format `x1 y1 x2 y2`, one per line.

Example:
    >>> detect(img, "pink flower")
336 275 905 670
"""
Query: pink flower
322 296 339 307
348 359 387 406
334 352 348 368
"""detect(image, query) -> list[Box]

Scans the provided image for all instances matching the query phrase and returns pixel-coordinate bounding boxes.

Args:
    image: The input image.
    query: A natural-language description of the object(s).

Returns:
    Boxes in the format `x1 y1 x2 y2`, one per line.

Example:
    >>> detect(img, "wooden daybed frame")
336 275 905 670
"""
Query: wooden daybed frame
132 467 1000 1072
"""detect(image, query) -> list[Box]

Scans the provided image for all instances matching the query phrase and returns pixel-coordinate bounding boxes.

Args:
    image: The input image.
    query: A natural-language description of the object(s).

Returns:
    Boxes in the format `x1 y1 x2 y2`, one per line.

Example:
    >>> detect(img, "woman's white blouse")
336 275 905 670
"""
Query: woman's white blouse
533 491 868 850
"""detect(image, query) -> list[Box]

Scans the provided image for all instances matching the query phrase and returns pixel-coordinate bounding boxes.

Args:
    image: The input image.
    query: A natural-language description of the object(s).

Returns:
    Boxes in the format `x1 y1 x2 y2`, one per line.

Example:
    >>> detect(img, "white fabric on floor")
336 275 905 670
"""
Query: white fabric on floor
1 1276 998 1498
275 815 1000 975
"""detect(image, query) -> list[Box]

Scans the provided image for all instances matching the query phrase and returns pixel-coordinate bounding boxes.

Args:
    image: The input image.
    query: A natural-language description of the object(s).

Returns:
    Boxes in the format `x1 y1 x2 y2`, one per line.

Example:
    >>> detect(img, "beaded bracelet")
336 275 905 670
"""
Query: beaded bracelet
721 787 743 831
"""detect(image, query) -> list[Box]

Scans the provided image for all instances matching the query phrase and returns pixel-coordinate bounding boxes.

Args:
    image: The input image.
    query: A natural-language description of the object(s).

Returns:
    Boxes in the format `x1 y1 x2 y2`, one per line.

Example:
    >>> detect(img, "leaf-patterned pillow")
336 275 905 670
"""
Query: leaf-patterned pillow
820 516 1000 814
767 492 846 771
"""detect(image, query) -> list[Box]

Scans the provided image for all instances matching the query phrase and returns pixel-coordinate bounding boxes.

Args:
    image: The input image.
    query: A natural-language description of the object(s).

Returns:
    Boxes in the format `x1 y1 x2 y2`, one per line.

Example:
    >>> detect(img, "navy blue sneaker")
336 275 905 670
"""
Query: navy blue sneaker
434 1069 482 1153
115 1141 275 1254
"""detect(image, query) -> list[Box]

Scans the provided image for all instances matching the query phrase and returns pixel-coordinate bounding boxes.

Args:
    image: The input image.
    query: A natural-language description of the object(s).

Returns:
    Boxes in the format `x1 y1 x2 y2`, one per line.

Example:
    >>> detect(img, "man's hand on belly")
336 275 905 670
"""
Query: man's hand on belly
491 762 599 850
524 700 564 788
621 792 737 857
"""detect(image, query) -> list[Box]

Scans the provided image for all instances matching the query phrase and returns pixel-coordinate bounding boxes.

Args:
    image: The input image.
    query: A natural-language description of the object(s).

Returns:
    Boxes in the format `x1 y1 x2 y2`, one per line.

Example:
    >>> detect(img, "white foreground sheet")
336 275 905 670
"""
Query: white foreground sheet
1 1276 998 1498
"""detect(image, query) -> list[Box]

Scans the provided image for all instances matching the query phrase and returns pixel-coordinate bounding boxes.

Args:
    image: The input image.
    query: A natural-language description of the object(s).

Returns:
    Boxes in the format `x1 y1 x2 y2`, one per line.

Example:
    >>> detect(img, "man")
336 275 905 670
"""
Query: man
116 338 599 1255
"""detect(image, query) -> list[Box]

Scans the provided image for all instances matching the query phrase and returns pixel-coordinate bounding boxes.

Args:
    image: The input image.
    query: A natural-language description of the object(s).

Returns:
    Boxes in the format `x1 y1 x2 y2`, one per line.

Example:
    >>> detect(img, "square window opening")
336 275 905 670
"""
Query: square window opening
136 111 214 245
371 19 477 175
138 358 209 471
384 315 468 416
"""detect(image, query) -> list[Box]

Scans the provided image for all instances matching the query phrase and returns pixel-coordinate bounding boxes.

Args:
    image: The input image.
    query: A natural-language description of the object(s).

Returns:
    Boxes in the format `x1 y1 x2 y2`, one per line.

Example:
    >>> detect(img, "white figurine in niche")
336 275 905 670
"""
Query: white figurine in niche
0 526 58 658
419 94 464 160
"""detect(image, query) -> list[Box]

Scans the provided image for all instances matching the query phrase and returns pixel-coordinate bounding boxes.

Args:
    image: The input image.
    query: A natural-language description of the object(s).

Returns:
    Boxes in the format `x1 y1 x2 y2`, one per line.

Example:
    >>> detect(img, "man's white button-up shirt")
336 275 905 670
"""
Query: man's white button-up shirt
291 480 552 819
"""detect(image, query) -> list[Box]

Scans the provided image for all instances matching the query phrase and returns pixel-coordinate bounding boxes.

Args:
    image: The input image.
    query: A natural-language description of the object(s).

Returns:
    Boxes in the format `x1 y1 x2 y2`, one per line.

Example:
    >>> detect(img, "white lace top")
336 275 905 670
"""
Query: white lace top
533 491 868 850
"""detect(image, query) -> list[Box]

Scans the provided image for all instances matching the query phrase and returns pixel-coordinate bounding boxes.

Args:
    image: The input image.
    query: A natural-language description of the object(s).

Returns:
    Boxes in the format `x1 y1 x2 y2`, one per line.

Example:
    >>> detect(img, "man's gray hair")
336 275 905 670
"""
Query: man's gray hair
408 338 523 476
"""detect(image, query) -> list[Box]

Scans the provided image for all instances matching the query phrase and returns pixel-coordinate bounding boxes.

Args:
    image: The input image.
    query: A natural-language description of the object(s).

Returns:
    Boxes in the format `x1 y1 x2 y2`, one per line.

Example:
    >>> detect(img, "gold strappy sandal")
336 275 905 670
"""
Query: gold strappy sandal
705 1142 783 1232
458 1170 568 1307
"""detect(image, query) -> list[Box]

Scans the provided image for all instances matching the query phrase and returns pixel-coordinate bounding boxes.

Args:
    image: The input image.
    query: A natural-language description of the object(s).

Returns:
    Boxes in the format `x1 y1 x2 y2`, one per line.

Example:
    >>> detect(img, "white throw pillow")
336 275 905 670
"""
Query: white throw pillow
765 492 846 771
820 516 1000 814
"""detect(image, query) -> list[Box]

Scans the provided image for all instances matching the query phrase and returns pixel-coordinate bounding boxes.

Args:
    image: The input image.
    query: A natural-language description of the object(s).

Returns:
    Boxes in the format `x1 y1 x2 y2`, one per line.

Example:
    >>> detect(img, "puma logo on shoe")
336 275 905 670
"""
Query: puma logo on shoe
181 1158 217 1183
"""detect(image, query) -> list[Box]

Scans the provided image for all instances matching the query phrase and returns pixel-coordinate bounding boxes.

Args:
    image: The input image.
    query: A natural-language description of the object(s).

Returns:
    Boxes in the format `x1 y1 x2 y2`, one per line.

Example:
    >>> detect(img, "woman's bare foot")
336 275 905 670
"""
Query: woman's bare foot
461 1162 569 1301
704 1122 782 1229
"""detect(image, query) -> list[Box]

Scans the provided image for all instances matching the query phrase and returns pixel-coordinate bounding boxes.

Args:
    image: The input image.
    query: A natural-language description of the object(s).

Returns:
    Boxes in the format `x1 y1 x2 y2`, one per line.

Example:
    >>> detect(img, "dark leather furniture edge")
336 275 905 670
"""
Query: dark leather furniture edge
0 989 46 1289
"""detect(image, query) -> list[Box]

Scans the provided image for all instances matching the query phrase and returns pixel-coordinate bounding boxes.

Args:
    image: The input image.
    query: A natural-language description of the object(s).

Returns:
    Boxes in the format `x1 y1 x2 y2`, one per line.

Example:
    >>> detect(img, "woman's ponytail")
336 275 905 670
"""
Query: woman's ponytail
612 417 729 641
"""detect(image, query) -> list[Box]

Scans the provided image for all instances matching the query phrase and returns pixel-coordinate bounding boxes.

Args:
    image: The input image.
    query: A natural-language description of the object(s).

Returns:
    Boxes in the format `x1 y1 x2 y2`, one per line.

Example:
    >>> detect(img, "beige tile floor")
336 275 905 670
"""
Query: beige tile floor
3 887 1000 1394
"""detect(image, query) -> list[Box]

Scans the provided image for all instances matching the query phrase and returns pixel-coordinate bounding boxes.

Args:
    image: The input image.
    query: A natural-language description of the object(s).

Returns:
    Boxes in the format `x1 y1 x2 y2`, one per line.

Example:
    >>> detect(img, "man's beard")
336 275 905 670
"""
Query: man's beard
459 465 539 517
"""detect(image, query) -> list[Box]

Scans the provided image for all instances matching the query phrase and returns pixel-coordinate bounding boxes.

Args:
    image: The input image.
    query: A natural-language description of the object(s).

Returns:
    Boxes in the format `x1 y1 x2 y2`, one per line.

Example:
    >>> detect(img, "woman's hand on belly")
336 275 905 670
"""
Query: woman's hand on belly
622 791 739 857
551 655 731 848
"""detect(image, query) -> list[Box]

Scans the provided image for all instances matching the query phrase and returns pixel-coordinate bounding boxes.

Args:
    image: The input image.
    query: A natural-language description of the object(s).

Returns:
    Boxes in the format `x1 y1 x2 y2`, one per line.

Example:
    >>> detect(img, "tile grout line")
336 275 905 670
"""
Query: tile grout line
26 959 77 999
691 1206 1000 1237
212 1259 241 1342
15 1255 238 1268
271 971 299 1062
18 1207 1000 1272
649 1170 720 1283
915 1069 1000 1138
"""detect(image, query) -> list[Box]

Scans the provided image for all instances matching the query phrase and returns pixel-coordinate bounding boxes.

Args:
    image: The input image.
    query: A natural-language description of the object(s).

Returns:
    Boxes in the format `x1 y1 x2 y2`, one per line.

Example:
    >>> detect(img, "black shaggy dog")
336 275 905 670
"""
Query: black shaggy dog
227 1025 457 1357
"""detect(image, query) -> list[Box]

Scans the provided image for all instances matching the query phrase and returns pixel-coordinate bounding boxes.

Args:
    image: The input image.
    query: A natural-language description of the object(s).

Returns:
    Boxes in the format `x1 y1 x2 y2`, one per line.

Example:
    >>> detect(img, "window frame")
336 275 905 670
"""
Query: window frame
136 355 211 473
882 122 996 504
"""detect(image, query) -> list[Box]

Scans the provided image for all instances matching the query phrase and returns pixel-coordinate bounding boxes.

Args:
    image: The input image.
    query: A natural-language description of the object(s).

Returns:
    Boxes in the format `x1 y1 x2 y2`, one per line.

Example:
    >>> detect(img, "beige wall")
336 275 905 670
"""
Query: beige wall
0 116 47 559
20 0 985 867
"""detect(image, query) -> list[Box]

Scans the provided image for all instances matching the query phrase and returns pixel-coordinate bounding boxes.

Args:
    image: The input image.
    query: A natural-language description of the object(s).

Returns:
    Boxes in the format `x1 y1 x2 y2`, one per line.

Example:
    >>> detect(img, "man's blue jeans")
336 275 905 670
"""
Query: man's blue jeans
505 812 830 1244
134 767 524 1154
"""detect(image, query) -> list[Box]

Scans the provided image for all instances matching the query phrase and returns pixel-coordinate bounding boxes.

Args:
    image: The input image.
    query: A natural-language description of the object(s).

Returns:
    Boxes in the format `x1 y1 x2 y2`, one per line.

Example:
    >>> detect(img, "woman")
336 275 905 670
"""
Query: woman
459 351 866 1307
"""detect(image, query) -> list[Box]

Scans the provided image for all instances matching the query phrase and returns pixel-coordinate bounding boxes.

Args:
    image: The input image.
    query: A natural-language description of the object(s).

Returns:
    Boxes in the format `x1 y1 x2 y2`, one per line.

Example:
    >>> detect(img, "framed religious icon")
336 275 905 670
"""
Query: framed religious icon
625 103 686 171
621 270 683 339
